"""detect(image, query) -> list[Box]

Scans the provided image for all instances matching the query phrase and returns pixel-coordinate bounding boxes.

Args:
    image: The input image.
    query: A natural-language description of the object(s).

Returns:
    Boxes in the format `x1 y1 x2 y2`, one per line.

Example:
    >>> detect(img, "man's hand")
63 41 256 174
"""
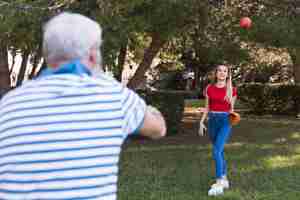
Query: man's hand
139 105 167 139
147 105 162 116
198 121 207 136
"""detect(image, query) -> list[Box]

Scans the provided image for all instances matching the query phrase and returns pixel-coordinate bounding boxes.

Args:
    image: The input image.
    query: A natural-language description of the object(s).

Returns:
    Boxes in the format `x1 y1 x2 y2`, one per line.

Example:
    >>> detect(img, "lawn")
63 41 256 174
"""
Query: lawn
118 111 300 200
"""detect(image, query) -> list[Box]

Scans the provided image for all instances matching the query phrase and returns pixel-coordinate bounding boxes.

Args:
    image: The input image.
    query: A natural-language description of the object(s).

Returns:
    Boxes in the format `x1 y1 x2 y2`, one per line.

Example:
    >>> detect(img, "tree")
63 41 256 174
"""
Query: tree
0 44 10 95
59 0 208 89
0 1 50 89
161 0 251 90
239 0 300 83
125 0 208 89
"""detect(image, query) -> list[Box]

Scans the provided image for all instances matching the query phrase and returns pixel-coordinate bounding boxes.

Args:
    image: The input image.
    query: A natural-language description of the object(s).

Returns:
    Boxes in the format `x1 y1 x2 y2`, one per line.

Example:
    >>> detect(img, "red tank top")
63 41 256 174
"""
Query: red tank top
205 84 237 112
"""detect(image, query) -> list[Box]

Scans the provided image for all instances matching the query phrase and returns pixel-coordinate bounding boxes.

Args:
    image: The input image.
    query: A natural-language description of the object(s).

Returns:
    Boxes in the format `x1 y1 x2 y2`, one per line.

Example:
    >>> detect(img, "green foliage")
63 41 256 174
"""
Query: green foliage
0 0 209 88
238 83 270 115
164 0 252 78
126 0 207 38
151 71 186 90
2 0 297 89
65 0 208 74
138 90 185 136
268 85 300 114
239 83 300 115
237 0 300 48
0 1 47 51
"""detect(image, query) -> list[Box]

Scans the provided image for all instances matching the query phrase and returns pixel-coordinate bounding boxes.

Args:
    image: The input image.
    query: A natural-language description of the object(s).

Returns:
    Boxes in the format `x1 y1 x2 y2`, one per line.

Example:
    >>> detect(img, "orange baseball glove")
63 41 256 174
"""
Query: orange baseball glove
229 112 241 126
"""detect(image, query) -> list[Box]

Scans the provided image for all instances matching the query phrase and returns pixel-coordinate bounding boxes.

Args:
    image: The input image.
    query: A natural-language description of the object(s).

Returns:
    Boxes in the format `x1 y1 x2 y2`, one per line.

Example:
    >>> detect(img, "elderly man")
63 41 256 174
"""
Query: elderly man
0 12 166 199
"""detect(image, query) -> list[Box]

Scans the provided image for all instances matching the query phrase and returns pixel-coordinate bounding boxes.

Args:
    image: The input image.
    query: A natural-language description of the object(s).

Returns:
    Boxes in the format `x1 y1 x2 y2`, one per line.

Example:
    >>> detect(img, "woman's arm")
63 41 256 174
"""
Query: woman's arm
231 96 236 112
200 97 209 123
231 87 237 112
198 96 209 136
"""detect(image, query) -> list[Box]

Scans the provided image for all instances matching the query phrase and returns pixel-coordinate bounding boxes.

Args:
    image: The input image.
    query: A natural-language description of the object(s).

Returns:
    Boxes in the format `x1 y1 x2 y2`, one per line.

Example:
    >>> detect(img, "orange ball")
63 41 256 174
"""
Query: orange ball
229 112 241 126
240 17 252 29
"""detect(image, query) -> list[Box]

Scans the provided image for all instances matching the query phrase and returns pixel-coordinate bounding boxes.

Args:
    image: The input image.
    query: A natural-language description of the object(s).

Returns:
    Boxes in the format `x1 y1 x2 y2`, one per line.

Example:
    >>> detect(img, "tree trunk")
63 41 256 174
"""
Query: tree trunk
128 33 165 89
29 58 40 79
0 44 11 95
35 59 47 77
116 43 127 81
16 50 30 87
9 48 17 75
29 45 43 79
288 48 300 84
194 67 200 90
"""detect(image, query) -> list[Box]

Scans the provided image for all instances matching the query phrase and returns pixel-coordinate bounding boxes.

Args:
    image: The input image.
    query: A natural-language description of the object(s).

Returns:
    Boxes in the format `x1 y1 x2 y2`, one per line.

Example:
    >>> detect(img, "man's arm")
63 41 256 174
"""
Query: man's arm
121 87 166 139
139 106 167 139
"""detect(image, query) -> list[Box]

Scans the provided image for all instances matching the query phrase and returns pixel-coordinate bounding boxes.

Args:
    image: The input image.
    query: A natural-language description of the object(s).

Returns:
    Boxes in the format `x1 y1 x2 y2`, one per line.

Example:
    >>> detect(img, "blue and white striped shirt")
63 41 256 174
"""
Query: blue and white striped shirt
0 73 146 200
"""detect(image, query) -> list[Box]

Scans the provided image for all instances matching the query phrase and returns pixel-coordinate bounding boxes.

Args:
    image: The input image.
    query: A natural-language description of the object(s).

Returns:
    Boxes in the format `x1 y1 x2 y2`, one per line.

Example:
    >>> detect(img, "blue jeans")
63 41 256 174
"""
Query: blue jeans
208 112 231 179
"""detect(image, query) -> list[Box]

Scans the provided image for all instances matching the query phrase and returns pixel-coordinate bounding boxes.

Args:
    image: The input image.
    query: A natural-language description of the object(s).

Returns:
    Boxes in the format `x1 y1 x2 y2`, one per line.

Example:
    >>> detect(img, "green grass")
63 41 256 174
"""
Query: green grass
185 99 205 108
118 118 300 200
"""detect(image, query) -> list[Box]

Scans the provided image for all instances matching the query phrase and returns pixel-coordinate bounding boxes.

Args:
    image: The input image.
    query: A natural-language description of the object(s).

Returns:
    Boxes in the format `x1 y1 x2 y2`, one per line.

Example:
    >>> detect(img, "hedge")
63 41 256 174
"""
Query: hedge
238 83 300 115
137 89 185 136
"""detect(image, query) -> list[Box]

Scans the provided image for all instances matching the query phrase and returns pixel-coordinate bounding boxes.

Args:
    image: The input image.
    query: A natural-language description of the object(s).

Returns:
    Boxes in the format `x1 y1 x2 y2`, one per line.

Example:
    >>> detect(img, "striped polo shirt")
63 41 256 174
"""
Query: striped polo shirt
0 73 146 200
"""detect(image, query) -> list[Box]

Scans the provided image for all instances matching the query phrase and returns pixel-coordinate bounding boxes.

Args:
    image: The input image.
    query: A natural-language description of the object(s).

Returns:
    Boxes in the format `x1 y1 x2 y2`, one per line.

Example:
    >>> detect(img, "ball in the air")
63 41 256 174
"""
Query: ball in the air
240 17 252 29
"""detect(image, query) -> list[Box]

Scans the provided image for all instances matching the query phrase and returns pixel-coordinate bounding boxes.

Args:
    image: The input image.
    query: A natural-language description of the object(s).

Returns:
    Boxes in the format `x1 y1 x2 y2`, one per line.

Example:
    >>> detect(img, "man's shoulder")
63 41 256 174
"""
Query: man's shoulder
39 73 123 89
1 74 124 104
0 80 36 102
88 73 121 87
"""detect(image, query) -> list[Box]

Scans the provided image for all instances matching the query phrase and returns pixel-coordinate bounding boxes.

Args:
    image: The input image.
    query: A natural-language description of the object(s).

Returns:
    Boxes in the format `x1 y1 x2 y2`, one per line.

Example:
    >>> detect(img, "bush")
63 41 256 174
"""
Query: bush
268 85 296 114
239 83 271 114
137 89 185 136
151 71 186 90
239 83 300 115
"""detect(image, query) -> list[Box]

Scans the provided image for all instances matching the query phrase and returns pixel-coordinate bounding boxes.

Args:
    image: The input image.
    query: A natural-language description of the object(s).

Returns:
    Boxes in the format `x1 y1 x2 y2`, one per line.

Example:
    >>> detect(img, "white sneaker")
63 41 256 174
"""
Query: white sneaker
208 183 224 196
207 179 229 196
220 179 230 189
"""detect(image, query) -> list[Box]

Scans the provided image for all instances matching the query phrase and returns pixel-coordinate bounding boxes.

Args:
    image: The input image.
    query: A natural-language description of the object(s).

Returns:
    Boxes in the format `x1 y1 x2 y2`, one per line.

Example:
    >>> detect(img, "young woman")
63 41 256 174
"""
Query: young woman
199 64 237 196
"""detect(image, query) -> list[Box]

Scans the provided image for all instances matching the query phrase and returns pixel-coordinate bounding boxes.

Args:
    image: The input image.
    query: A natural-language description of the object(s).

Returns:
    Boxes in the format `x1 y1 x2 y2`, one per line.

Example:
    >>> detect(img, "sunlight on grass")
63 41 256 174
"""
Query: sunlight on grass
264 155 300 169
273 137 287 143
227 142 246 147
290 131 300 139
294 146 300 153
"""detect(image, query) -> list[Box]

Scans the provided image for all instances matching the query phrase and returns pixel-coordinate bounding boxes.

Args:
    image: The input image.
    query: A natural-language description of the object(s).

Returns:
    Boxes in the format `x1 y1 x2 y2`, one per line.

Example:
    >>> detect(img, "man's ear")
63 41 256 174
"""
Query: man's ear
89 48 97 65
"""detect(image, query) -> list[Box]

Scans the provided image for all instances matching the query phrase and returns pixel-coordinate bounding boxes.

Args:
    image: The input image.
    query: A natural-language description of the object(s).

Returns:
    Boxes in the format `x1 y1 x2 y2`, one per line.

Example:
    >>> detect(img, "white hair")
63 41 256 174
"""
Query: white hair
43 12 102 65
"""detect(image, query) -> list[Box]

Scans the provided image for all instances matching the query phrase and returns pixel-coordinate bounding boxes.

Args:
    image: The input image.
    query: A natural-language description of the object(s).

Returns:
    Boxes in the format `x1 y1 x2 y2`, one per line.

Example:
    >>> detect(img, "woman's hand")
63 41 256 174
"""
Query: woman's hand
197 107 208 113
198 121 207 136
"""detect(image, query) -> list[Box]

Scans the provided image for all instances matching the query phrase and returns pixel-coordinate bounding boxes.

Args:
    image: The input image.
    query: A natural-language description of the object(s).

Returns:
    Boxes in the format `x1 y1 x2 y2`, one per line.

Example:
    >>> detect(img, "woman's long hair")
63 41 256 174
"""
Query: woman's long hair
214 65 233 105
